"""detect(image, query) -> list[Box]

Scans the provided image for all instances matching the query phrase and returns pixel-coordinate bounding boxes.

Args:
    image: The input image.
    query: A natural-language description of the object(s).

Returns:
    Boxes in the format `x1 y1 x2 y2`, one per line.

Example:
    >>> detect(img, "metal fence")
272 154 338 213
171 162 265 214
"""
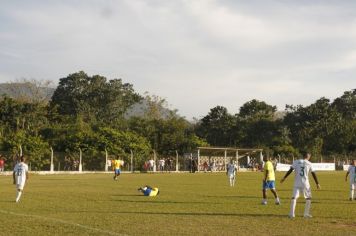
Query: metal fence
0 149 354 172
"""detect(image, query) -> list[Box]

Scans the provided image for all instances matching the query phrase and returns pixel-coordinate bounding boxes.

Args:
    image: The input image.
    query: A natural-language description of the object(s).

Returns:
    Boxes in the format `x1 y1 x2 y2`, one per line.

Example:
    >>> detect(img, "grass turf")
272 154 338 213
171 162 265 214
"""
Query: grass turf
0 171 355 235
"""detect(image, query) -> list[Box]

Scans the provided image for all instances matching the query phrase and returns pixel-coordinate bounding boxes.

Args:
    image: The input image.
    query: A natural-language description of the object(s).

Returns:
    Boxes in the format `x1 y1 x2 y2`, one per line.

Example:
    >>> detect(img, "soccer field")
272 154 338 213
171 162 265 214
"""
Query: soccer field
0 171 354 236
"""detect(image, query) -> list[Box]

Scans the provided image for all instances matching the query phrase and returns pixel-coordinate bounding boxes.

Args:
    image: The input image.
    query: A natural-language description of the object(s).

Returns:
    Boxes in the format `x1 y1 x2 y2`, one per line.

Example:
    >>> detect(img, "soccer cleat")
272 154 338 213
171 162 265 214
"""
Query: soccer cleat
275 198 281 205
261 200 267 205
288 215 295 219
349 198 353 201
303 214 313 218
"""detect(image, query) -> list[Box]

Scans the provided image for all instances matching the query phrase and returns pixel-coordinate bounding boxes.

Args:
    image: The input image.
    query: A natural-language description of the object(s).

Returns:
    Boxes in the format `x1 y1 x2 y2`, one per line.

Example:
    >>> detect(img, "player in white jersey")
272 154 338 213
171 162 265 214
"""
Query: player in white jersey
281 152 320 218
226 159 238 187
345 159 356 201
13 156 29 203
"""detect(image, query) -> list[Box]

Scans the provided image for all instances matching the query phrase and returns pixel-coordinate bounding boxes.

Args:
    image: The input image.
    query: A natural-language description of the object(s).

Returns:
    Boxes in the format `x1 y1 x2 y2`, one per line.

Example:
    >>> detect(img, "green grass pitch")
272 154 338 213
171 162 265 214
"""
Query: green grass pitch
0 171 355 235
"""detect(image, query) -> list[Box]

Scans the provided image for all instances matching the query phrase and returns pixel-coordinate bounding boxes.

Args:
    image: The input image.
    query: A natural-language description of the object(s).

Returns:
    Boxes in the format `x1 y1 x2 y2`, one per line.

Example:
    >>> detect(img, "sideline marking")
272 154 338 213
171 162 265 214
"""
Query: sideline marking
0 209 126 236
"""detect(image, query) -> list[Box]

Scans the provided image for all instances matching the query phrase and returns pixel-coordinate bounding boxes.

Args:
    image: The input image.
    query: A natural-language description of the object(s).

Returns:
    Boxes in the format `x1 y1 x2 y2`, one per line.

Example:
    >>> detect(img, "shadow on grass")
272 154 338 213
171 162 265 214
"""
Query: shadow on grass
112 211 287 218
39 179 80 181
109 197 220 205
204 195 260 199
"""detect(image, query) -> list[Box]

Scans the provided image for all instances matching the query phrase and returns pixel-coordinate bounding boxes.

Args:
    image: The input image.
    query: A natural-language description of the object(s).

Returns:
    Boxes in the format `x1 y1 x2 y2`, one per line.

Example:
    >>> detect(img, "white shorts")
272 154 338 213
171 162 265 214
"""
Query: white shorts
16 183 25 190
228 174 235 179
292 187 312 199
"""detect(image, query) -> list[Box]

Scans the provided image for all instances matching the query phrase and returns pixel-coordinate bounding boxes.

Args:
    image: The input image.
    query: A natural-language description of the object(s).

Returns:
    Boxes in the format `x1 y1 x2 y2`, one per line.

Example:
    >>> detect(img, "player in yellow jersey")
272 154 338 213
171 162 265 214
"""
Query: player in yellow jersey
262 155 280 205
113 156 122 181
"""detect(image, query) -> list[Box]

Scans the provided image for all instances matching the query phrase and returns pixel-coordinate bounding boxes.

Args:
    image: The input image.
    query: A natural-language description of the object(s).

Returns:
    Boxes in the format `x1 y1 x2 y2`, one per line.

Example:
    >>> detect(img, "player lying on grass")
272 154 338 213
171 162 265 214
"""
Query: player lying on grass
13 155 29 203
281 152 320 218
345 159 356 201
262 155 280 205
138 185 160 197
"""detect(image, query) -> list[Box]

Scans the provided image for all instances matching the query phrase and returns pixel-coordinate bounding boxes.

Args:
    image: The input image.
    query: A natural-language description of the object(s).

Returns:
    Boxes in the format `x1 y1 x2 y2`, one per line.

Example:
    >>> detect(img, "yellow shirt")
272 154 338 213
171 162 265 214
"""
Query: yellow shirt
113 160 122 169
264 161 275 181
149 187 159 197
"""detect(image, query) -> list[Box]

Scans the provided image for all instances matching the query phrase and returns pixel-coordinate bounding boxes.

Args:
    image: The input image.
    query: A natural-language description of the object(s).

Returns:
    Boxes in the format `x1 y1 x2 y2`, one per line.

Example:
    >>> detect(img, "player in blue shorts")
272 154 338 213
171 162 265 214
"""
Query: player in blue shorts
262 155 280 205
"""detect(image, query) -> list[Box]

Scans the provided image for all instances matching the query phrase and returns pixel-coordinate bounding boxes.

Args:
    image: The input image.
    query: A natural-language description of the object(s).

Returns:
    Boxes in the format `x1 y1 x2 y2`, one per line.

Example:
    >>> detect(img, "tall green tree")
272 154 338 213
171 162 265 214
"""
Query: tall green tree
49 71 141 124
196 106 236 146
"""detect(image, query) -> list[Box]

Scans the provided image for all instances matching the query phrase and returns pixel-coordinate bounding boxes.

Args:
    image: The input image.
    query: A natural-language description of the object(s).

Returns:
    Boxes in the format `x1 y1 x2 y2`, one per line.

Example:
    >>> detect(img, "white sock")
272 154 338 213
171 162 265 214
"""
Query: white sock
304 199 311 216
290 199 296 217
16 191 22 202
351 190 354 199
275 197 280 203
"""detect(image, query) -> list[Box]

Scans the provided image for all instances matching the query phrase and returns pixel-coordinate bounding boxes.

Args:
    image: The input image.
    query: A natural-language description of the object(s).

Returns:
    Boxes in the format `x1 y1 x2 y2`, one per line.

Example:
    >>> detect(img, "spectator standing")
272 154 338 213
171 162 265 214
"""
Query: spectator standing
0 155 5 172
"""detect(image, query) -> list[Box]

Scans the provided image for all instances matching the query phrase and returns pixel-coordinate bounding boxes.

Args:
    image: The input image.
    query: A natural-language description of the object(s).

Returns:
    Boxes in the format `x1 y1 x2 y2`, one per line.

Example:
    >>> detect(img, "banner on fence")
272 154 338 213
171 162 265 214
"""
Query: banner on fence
276 163 335 171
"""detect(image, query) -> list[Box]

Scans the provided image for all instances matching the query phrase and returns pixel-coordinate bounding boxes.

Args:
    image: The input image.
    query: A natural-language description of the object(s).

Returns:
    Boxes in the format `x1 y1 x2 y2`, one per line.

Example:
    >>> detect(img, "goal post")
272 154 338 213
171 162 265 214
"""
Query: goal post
196 147 263 171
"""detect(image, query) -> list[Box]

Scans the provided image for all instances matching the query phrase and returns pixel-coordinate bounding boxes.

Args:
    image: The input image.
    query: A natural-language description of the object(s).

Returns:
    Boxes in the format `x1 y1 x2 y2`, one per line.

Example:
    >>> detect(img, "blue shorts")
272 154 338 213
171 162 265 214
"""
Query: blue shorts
263 180 275 190
115 169 121 175
143 188 151 196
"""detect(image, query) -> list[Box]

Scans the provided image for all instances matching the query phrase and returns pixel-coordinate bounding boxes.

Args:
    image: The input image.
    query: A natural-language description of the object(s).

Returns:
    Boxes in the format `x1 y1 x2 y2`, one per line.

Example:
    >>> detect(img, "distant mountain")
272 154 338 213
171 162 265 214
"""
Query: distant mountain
0 82 178 119
0 83 55 102
125 98 179 119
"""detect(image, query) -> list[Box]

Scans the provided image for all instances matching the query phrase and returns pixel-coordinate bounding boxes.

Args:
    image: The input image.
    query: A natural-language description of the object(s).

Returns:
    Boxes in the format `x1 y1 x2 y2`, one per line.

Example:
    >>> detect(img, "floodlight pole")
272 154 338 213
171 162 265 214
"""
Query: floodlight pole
79 148 82 172
153 150 157 172
19 145 23 156
236 150 239 168
175 150 179 172
197 149 200 172
105 148 108 172
50 147 54 172
130 150 133 173
224 149 227 171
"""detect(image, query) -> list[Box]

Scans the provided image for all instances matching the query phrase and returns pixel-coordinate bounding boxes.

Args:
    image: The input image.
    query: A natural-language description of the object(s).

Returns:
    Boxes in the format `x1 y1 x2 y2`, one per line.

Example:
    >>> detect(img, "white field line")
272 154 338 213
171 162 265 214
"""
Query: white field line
0 209 127 236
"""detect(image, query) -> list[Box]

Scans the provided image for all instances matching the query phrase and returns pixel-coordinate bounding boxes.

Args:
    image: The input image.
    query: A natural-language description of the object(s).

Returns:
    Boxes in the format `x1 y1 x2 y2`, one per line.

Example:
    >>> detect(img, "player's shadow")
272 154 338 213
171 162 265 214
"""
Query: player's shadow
204 195 260 199
110 198 220 204
112 211 287 218
111 194 144 197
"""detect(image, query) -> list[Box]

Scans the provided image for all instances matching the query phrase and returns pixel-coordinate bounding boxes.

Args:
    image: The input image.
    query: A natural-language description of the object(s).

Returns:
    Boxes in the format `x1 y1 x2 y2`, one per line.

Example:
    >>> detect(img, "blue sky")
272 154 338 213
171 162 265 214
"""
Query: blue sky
0 0 355 119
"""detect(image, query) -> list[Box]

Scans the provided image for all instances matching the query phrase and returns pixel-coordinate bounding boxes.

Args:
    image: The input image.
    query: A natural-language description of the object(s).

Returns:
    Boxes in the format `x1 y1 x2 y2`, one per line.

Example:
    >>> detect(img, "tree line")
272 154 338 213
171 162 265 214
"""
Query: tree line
0 71 354 169
195 91 356 162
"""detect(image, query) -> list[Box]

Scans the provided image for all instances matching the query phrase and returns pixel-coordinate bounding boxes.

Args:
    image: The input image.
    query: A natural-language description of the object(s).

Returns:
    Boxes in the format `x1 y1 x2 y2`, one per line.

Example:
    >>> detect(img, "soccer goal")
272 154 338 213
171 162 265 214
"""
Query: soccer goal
196 147 263 172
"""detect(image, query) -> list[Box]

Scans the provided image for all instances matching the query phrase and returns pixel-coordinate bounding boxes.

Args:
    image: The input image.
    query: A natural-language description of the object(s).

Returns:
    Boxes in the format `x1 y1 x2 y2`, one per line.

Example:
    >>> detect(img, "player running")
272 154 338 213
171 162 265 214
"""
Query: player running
262 155 280 205
226 159 238 187
113 156 123 181
281 152 321 218
13 155 29 203
345 159 356 201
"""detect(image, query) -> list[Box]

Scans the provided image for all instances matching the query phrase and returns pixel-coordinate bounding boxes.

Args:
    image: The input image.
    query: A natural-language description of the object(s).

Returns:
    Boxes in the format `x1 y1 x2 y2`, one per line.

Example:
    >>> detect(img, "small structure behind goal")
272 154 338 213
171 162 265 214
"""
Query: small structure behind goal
196 147 263 172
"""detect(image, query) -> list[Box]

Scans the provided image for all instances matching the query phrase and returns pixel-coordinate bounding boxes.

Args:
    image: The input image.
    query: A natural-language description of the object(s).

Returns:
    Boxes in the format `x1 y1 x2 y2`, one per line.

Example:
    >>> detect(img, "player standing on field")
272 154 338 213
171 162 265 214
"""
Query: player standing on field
226 159 238 187
345 159 356 201
13 155 29 203
261 155 280 205
281 152 321 218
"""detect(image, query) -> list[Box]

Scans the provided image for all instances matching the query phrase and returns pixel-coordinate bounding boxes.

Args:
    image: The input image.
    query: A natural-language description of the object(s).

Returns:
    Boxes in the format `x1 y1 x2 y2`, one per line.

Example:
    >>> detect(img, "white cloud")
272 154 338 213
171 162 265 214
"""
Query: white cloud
0 0 355 119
